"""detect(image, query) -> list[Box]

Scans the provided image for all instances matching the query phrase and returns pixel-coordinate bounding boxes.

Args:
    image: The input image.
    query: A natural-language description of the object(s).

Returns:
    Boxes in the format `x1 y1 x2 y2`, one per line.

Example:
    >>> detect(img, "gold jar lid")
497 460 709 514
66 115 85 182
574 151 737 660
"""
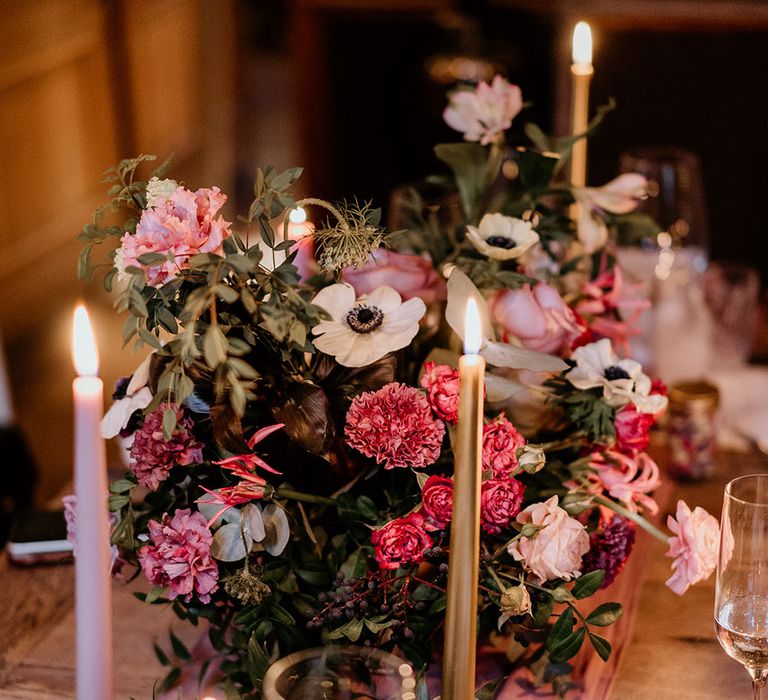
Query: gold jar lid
668 379 720 410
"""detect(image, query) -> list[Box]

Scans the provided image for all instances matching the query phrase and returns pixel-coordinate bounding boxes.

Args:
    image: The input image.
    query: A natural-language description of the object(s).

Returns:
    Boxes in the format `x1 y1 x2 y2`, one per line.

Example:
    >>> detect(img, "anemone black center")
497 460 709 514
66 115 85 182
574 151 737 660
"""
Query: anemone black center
604 365 631 381
485 235 517 249
346 304 384 333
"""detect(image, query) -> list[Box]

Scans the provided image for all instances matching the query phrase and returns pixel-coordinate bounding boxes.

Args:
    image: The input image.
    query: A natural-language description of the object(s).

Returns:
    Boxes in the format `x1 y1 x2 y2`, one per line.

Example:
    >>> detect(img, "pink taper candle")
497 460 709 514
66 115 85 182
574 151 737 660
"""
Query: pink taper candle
72 305 113 700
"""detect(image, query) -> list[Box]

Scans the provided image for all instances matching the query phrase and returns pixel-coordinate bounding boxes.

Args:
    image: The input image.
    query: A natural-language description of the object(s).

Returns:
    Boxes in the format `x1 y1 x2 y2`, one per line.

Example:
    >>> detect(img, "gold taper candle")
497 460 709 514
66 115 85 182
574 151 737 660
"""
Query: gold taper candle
442 298 485 700
570 21 593 188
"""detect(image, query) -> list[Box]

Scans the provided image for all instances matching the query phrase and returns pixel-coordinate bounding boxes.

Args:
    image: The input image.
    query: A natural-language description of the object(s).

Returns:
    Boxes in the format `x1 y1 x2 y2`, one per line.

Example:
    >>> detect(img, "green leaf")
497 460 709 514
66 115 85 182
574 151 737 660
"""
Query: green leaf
246 634 271 691
546 607 575 652
434 142 488 223
162 407 177 441
340 548 369 580
548 626 586 664
155 306 178 334
138 327 162 351
587 631 612 661
572 570 605 599
107 494 129 511
214 284 239 304
551 586 575 603
355 495 378 520
169 630 191 660
145 585 167 604
203 325 228 368
586 602 623 627
363 617 395 634
156 667 181 693
108 479 135 494
326 617 364 642
153 642 170 666
138 252 168 266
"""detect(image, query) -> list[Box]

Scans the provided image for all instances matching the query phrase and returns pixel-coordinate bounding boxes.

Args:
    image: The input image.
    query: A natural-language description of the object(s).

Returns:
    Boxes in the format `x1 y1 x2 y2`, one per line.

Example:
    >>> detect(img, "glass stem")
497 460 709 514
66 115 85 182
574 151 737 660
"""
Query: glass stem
750 669 767 700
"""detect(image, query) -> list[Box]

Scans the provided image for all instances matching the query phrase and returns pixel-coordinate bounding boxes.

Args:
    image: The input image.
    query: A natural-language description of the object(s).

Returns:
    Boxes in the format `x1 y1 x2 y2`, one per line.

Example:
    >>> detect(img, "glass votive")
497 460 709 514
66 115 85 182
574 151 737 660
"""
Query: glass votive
668 379 720 480
262 645 417 700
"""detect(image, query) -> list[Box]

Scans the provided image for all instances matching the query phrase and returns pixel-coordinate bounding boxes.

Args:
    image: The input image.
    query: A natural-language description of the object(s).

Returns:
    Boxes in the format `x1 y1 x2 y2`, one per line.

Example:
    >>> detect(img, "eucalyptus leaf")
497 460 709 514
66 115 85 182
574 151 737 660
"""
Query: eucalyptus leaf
241 503 266 543
481 341 568 373
211 522 251 562
445 268 494 344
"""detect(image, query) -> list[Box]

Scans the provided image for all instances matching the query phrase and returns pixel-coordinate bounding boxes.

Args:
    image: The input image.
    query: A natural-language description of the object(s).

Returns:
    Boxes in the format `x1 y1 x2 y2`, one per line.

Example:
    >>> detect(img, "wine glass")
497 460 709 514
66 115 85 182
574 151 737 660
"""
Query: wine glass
715 474 768 698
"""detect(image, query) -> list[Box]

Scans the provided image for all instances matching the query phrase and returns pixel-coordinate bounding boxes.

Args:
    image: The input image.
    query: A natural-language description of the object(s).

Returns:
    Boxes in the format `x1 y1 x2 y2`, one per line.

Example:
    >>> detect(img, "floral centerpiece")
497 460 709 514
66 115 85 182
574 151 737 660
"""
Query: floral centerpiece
78 76 719 697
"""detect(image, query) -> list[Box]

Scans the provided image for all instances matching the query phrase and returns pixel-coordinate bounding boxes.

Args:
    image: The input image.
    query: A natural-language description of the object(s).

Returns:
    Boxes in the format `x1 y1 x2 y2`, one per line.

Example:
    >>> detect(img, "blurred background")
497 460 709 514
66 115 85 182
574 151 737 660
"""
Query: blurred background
2 0 768 508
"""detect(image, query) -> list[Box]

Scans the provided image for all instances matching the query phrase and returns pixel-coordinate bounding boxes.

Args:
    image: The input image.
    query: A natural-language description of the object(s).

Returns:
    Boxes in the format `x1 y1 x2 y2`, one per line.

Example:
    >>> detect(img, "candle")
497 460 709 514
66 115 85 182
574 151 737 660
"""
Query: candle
72 305 113 700
442 297 485 700
570 20 593 188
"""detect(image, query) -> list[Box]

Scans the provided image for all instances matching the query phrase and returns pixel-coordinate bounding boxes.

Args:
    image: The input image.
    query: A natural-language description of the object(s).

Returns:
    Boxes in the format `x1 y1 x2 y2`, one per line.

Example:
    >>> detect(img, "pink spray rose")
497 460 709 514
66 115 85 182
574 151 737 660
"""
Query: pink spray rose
481 477 525 534
443 75 523 145
343 250 446 305
420 362 461 424
420 475 453 530
490 283 584 355
345 383 445 470
614 404 655 453
665 500 719 595
508 496 590 583
482 413 526 476
129 403 203 490
372 513 433 570
118 183 231 286
138 509 219 603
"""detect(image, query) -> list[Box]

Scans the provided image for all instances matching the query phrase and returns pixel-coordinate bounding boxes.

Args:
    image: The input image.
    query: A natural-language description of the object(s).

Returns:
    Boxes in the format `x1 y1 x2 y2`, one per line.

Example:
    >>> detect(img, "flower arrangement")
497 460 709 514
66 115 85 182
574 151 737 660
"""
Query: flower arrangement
78 76 719 697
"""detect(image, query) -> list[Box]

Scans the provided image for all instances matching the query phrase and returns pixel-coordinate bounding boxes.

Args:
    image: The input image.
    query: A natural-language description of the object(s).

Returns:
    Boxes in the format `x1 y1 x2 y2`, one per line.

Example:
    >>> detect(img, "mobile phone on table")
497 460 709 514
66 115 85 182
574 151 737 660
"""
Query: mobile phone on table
7 509 73 565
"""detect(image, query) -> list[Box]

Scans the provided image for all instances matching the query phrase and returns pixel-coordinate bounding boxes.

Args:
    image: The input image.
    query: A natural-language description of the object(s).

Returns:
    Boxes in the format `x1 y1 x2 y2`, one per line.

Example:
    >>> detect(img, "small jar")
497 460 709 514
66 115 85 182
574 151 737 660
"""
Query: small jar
668 380 720 480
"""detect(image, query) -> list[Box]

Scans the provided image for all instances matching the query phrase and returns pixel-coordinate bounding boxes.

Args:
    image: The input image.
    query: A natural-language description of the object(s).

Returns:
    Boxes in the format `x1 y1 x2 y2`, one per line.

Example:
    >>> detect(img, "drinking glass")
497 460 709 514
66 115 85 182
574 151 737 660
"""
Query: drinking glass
715 474 768 698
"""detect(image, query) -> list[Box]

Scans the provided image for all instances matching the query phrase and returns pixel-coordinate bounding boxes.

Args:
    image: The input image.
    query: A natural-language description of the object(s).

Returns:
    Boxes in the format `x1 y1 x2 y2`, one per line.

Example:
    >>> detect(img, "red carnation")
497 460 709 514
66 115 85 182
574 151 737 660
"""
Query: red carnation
420 362 461 424
345 383 445 469
482 414 526 476
421 475 453 529
614 404 654 453
481 477 525 534
372 513 433 570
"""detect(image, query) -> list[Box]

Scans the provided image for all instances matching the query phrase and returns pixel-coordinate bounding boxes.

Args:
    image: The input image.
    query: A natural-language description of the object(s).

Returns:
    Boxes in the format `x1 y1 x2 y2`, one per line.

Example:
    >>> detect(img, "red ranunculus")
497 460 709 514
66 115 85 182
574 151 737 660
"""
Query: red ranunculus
481 477 525 534
420 362 461 424
421 475 453 529
372 513 433 570
614 404 654 453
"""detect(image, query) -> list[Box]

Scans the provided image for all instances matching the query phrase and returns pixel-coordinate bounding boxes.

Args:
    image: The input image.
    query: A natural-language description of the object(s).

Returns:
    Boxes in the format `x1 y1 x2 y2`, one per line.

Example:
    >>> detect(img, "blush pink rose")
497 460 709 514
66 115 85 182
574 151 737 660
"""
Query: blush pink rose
665 500 719 595
507 496 590 583
490 283 583 355
372 513 433 570
614 404 655 453
119 184 231 286
482 413 526 476
421 475 453 530
420 362 460 424
342 250 446 305
481 477 525 534
138 509 219 603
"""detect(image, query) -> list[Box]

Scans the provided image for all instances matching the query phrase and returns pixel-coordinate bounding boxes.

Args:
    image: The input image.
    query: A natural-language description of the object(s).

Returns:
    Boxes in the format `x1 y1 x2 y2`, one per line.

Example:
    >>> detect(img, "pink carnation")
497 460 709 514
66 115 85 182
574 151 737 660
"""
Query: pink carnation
345 383 445 469
481 477 525 534
614 404 655 453
421 475 453 529
129 403 203 490
665 500 719 595
482 414 526 476
372 513 433 570
119 185 231 286
138 509 219 603
420 362 461 424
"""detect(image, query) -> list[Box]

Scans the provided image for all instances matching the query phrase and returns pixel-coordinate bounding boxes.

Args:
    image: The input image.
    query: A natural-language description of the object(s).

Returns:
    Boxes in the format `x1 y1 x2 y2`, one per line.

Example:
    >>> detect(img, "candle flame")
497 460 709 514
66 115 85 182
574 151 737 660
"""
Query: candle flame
572 21 592 66
72 304 99 377
464 297 482 355
289 206 308 224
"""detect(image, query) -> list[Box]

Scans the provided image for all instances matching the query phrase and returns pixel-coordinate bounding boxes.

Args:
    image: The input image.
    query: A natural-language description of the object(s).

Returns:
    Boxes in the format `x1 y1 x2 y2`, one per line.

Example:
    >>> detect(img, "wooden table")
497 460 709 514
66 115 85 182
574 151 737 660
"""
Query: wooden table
0 451 765 699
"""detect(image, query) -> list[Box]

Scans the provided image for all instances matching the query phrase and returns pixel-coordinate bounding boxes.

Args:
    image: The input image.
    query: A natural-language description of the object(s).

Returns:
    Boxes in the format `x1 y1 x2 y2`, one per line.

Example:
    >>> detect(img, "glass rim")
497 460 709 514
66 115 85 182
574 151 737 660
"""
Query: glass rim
725 473 768 506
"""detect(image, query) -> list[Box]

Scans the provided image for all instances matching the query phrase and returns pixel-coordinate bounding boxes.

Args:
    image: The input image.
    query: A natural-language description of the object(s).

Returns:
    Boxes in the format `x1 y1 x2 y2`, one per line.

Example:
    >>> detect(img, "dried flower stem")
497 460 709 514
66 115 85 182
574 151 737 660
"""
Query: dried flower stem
294 198 348 229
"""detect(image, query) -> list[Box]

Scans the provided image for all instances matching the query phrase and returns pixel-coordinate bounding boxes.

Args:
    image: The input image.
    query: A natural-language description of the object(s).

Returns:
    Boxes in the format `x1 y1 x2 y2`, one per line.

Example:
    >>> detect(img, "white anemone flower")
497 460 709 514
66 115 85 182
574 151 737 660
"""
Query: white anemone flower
574 173 648 253
311 283 426 367
566 338 667 414
466 213 540 261
101 353 154 439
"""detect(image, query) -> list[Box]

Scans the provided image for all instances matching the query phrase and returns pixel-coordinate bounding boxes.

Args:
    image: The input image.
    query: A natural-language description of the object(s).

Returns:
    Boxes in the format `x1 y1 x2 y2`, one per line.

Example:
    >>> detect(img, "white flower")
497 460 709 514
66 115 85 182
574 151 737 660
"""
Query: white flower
574 173 648 253
566 338 667 414
145 176 179 207
311 284 426 367
466 213 540 261
113 247 126 278
443 75 523 145
101 353 154 438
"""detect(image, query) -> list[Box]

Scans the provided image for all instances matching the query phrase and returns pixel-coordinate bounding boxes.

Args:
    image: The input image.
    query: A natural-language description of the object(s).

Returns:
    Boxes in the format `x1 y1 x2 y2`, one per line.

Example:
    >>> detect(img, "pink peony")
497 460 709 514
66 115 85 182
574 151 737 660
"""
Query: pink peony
482 414 526 476
587 450 661 515
342 250 446 305
665 500 719 595
345 383 445 469
490 283 584 355
129 403 203 490
508 496 590 583
138 508 219 603
614 404 655 453
372 513 433 570
443 75 523 145
420 362 461 424
481 477 525 534
118 184 231 286
421 475 453 530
